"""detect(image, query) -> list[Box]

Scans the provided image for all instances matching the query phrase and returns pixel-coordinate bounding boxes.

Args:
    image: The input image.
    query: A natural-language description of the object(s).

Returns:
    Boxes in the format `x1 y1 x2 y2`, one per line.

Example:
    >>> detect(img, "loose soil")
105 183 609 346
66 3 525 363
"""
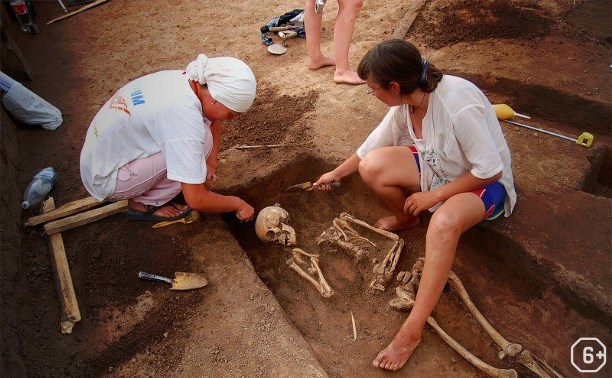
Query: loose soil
2 0 611 377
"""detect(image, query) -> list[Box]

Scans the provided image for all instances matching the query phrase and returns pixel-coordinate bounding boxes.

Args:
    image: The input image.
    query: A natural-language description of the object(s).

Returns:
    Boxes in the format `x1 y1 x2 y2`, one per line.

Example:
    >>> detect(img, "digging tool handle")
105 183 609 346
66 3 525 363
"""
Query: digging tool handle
138 271 172 284
503 120 575 142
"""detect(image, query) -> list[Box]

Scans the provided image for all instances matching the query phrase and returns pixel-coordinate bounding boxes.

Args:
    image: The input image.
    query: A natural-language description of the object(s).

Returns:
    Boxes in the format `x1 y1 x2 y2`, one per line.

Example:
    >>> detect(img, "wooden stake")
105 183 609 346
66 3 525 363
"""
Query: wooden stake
42 197 81 334
43 200 128 235
392 0 426 39
26 196 102 227
47 0 109 25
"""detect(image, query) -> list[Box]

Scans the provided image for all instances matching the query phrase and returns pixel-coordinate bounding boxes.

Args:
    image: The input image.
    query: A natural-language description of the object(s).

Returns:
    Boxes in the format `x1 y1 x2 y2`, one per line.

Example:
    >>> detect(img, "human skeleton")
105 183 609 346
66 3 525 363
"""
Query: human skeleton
255 207 562 377
391 258 564 378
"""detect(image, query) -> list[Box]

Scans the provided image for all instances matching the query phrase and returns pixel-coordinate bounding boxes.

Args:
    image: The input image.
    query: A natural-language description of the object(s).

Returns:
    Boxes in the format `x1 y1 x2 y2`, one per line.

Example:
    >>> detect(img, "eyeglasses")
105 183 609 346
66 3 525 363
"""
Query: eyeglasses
366 86 380 95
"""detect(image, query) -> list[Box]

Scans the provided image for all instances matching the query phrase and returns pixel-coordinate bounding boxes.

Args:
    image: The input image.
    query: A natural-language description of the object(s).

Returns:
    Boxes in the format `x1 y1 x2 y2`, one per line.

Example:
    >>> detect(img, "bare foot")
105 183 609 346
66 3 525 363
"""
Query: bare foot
373 337 422 371
308 56 335 70
374 215 420 232
334 70 366 85
128 199 188 219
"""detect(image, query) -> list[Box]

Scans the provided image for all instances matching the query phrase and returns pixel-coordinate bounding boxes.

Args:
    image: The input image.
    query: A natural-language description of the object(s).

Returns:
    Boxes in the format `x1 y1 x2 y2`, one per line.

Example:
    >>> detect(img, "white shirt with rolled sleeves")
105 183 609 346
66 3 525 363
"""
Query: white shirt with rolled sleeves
357 75 517 216
80 70 212 201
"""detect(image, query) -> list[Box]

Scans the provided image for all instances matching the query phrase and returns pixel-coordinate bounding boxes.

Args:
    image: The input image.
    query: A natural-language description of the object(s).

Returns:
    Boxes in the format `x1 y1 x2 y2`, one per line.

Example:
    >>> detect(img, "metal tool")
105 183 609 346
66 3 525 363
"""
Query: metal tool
152 210 201 228
284 181 341 192
315 0 327 13
137 271 208 291
502 119 594 147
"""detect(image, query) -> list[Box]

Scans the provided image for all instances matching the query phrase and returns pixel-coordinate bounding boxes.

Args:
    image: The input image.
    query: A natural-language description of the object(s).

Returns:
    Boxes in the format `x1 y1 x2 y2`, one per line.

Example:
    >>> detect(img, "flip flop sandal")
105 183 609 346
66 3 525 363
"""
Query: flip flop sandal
127 204 192 222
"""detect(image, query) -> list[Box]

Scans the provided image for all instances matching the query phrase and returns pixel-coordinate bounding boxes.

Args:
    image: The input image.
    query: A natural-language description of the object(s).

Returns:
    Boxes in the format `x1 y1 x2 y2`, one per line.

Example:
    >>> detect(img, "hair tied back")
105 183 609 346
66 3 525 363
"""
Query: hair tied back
420 58 429 85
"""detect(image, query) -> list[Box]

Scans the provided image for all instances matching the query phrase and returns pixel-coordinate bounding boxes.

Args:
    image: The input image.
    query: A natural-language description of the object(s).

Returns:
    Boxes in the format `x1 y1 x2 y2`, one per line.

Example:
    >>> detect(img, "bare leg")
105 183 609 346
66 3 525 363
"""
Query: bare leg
373 193 485 371
305 0 335 70
333 0 365 84
359 146 420 231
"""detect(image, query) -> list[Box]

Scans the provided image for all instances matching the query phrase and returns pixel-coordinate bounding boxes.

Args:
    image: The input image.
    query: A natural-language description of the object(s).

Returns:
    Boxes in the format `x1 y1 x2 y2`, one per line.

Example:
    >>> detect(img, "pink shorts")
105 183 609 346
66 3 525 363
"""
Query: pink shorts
109 152 182 206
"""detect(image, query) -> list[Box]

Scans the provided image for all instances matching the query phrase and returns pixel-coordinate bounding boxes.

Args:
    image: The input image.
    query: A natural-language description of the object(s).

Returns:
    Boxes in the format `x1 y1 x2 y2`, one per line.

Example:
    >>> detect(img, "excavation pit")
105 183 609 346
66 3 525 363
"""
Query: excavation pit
224 156 610 377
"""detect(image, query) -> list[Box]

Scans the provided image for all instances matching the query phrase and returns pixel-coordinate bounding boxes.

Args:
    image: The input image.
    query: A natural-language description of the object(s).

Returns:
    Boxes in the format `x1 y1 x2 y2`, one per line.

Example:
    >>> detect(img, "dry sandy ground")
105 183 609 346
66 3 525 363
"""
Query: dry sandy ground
1 0 611 377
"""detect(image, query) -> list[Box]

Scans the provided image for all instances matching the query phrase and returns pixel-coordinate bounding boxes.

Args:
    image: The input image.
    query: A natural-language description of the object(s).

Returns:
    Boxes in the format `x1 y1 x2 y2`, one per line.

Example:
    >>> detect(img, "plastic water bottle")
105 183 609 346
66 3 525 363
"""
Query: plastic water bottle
22 167 57 209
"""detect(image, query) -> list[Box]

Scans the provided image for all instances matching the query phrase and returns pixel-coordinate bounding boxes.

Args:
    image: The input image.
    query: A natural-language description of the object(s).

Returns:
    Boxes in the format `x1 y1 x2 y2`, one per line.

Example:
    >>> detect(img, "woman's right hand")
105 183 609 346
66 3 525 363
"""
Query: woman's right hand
314 171 341 190
236 200 255 222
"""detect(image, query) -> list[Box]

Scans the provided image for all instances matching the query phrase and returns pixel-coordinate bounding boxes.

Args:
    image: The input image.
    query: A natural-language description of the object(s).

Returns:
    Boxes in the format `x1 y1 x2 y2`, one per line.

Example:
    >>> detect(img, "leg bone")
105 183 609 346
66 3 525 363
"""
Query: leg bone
447 271 522 359
286 248 334 298
427 317 518 378
339 212 399 241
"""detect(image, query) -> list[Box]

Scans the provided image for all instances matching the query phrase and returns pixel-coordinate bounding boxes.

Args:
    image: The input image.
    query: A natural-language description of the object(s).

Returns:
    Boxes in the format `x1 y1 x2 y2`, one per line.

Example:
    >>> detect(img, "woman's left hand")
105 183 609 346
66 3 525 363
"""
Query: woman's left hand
404 191 440 216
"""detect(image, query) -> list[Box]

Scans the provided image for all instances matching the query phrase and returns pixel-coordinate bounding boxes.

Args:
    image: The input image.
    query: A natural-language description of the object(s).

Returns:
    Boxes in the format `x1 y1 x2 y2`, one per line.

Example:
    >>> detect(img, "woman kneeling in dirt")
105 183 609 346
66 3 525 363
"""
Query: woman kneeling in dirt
315 39 517 371
80 54 256 222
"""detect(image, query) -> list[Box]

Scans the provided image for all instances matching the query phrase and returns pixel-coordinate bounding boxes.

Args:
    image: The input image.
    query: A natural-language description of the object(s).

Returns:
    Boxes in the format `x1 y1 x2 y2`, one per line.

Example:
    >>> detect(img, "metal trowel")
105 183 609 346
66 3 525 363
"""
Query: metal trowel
137 271 208 291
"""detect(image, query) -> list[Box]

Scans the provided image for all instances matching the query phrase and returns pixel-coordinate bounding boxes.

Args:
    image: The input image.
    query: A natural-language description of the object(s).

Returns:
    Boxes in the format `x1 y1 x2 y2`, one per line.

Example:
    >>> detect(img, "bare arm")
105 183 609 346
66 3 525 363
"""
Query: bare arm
404 171 502 216
182 182 254 221
314 153 361 186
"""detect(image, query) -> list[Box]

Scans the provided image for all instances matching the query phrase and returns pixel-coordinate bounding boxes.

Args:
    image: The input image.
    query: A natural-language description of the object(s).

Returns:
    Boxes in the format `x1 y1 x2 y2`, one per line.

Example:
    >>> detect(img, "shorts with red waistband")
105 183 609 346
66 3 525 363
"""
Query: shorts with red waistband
408 146 506 221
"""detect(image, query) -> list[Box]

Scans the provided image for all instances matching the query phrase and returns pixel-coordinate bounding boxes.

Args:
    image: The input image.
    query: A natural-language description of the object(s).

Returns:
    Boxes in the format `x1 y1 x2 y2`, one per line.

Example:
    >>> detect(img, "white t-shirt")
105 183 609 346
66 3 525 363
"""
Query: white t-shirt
80 70 213 200
357 75 517 216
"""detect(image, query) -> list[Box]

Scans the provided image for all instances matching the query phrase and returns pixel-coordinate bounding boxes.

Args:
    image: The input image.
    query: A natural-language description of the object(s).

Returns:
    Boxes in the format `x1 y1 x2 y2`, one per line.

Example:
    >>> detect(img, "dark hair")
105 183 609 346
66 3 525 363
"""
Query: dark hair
357 39 443 94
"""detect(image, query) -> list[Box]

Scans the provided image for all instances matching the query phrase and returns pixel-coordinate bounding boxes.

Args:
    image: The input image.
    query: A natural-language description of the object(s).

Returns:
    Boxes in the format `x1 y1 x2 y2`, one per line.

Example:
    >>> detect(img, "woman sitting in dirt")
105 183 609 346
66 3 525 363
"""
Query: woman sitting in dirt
315 39 517 371
80 54 256 222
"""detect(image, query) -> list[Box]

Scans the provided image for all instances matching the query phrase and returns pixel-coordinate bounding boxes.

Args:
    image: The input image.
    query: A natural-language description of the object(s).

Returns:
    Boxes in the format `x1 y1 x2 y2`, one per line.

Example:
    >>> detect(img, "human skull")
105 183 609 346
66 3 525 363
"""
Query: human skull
255 204 297 246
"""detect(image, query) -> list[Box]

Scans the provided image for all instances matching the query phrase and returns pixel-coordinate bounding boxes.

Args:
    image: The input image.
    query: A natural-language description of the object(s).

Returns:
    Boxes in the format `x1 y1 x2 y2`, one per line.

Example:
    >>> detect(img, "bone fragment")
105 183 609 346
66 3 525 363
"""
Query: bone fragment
427 317 518 378
333 218 376 247
532 353 564 378
516 350 560 378
389 286 416 311
286 248 334 298
371 239 404 290
42 197 81 334
317 234 370 261
447 271 522 359
350 311 357 341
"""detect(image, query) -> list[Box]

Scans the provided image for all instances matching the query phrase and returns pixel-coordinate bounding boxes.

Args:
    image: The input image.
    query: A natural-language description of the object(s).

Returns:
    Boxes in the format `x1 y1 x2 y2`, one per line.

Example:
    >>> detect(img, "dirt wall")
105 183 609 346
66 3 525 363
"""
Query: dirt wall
0 107 26 377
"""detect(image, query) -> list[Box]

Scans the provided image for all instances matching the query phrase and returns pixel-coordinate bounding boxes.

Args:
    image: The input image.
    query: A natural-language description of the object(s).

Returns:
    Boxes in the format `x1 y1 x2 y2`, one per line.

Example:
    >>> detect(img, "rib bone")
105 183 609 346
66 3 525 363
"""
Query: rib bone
427 317 518 378
447 271 522 359
286 248 334 298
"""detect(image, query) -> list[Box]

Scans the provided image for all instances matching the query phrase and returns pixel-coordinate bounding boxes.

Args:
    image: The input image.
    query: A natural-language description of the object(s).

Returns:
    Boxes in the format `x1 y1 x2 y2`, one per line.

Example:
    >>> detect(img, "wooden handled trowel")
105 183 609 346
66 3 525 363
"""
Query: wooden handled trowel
283 181 341 192
137 271 208 291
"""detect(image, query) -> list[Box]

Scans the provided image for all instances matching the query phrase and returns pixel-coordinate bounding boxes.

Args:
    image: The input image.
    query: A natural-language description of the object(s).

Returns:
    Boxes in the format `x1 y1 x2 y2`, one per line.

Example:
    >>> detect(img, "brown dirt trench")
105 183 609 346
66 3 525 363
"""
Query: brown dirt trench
1 0 610 377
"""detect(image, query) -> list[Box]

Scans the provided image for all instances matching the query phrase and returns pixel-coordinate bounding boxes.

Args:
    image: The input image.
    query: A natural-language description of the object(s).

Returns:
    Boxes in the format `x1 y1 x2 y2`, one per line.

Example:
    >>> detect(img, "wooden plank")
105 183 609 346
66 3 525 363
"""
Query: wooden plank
25 196 102 226
42 197 81 334
392 0 426 40
43 200 128 235
47 0 109 25
1 27 34 80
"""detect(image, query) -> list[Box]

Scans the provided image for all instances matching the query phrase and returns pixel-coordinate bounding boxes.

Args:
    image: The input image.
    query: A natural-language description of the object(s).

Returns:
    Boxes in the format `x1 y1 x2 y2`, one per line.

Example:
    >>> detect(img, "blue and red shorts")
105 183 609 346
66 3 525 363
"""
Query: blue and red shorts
409 146 506 221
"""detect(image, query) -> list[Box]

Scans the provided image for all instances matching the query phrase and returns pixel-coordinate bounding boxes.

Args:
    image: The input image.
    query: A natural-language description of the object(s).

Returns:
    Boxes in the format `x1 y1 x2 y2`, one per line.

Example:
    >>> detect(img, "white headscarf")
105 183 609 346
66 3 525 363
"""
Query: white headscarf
185 54 256 113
